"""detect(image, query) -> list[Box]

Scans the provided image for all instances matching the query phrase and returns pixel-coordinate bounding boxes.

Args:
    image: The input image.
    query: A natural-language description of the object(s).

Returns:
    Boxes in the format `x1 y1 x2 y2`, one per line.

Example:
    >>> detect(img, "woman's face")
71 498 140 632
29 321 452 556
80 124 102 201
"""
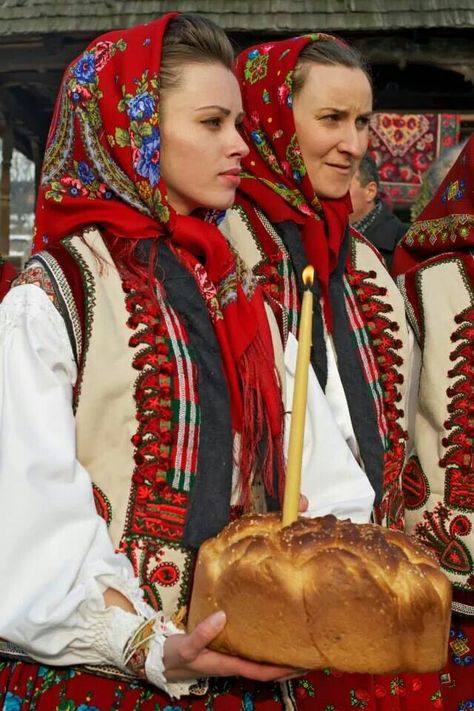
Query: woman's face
292 63 373 199
160 63 249 215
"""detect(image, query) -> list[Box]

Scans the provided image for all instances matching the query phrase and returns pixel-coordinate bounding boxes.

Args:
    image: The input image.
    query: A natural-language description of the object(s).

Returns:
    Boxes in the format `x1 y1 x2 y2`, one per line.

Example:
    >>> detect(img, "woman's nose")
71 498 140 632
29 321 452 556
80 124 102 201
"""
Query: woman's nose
339 126 367 158
231 128 250 158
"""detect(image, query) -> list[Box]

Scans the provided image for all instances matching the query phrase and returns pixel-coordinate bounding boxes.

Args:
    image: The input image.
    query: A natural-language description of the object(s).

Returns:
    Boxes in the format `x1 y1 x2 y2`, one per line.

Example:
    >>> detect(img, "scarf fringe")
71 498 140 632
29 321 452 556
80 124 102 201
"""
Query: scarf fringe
238 333 285 510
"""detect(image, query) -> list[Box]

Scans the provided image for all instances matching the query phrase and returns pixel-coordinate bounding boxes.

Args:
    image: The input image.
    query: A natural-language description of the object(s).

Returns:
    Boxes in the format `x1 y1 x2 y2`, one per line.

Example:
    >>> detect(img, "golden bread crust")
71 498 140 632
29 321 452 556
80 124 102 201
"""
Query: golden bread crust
187 513 451 673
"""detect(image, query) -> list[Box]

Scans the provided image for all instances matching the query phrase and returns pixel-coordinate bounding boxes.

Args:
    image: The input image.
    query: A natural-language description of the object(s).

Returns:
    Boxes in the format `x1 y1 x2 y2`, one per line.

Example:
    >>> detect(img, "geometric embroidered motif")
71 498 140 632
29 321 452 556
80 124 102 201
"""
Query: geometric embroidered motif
402 456 430 510
415 502 473 577
11 262 59 310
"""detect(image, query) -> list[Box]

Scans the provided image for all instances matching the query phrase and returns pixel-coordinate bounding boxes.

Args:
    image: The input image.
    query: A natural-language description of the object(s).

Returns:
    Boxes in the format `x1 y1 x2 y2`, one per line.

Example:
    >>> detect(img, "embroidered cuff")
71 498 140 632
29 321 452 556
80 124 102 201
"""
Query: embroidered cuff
144 616 197 699
92 606 198 698
93 605 144 669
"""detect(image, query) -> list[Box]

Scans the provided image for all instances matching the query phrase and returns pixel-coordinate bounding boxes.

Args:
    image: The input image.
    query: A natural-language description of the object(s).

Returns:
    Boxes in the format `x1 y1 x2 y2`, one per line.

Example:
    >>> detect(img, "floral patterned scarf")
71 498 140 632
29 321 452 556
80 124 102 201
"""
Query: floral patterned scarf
392 133 474 277
235 34 352 330
33 13 284 507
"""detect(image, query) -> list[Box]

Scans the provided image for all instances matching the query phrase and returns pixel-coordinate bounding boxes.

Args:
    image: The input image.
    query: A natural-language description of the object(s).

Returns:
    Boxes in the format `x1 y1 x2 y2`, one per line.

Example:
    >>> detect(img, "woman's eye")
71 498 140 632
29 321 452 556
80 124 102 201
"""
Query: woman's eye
321 114 340 123
356 116 371 129
203 117 222 128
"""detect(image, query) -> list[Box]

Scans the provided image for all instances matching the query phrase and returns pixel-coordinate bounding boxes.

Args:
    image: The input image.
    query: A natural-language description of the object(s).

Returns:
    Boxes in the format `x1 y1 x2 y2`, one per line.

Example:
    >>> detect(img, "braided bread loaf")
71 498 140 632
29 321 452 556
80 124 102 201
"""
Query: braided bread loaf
187 513 451 673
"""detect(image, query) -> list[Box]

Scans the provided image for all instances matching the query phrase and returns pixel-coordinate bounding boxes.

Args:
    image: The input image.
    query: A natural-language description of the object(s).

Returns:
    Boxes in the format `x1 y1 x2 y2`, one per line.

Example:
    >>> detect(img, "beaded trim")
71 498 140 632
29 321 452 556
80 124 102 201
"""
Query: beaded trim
452 600 474 616
34 251 83 364
62 232 97 410
404 213 474 249
352 199 383 236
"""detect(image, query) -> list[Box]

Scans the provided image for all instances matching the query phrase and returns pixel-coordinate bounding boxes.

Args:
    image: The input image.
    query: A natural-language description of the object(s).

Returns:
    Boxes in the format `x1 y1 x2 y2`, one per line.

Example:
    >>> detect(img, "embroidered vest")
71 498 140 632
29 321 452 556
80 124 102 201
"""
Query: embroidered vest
33 230 198 619
222 207 411 531
398 252 474 606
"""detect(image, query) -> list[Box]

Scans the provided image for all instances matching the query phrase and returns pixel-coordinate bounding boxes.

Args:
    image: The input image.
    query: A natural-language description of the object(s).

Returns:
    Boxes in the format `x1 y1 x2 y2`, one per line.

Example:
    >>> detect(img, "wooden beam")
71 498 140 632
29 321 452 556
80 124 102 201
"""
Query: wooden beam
353 36 474 83
0 125 13 255
0 36 92 74
0 86 50 161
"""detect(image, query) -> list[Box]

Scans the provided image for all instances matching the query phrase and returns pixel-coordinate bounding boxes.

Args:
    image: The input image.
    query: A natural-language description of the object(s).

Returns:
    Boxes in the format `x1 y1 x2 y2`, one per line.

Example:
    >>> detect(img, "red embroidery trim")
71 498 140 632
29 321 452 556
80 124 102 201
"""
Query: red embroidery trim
347 265 407 530
120 270 189 543
415 502 473 576
402 456 430 510
442 305 474 511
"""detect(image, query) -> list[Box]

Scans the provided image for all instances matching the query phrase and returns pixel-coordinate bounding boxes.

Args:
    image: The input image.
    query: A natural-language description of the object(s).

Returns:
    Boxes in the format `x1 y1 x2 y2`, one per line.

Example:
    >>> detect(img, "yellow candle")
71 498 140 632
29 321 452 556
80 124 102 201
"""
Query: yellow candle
282 265 314 527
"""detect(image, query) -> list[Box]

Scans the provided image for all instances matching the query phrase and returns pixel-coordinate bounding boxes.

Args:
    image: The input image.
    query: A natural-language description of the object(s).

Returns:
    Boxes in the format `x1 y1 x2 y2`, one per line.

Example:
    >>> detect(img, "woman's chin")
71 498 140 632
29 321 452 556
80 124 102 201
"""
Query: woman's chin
315 188 350 200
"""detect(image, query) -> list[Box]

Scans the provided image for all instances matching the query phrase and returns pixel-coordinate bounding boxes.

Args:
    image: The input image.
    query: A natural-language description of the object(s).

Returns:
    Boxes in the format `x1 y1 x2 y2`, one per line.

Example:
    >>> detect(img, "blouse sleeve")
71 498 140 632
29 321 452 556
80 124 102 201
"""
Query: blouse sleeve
284 332 375 524
0 284 151 665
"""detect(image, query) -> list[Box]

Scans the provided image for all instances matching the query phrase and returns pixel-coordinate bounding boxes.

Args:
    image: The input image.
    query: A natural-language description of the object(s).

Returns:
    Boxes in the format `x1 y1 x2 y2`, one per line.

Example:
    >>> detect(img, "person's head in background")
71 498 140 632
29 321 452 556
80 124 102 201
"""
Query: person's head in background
349 152 379 224
410 140 467 221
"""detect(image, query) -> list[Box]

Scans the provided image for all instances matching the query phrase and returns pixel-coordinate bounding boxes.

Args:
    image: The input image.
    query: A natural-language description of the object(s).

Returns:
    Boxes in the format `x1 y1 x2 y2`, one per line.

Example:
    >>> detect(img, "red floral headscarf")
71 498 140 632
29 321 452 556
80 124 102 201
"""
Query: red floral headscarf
392 133 474 277
235 34 355 330
33 13 284 504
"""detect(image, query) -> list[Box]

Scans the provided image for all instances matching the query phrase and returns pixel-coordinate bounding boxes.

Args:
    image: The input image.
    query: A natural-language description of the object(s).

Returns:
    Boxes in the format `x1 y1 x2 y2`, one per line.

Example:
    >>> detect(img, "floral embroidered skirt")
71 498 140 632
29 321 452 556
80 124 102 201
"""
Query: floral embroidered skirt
440 613 474 711
0 660 285 711
293 671 444 710
0 660 447 711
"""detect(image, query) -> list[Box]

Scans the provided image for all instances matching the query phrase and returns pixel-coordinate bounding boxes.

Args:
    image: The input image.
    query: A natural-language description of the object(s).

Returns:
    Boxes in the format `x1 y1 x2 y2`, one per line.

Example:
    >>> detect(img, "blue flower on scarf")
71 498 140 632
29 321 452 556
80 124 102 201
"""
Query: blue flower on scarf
4 692 22 711
248 49 260 59
77 705 101 711
78 161 96 185
74 53 96 84
136 127 161 186
243 692 254 711
127 92 156 120
163 707 182 711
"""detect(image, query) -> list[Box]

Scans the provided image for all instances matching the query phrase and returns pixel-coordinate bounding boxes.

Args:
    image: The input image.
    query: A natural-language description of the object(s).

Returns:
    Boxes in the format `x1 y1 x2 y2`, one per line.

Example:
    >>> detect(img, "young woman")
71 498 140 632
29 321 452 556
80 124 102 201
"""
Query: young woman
221 33 446 709
0 13 302 710
393 134 474 711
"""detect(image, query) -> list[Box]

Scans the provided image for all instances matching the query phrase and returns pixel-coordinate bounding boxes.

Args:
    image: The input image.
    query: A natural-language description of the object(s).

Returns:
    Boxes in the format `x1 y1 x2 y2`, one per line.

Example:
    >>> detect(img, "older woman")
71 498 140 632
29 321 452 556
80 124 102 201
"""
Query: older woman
0 13 300 710
222 33 445 709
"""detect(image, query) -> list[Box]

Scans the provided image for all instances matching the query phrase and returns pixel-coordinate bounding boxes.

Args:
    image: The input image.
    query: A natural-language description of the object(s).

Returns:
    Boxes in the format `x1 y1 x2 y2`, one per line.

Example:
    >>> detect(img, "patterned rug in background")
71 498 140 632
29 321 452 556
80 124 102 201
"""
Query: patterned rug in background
368 113 460 206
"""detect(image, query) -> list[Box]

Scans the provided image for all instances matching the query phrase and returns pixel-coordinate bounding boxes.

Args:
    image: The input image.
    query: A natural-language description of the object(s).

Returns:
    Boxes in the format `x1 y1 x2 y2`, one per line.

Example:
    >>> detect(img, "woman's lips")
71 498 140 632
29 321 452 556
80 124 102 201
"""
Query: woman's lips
219 170 241 187
327 163 352 175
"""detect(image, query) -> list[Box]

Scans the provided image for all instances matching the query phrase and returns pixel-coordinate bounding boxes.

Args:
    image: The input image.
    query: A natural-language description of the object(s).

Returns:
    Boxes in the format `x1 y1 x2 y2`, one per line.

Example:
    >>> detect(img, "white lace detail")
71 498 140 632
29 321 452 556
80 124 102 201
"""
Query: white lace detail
93 606 194 698
93 606 143 667
144 615 196 699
